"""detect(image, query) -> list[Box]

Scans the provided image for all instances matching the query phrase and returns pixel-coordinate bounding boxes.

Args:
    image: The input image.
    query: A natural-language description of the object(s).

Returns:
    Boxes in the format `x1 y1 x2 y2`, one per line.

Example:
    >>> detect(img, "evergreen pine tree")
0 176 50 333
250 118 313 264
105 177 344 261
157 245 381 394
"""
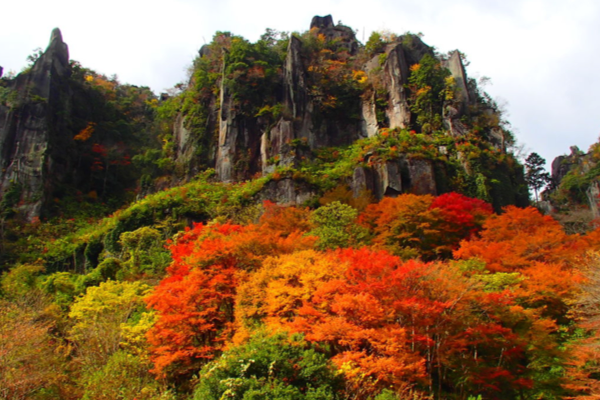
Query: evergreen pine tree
525 152 551 202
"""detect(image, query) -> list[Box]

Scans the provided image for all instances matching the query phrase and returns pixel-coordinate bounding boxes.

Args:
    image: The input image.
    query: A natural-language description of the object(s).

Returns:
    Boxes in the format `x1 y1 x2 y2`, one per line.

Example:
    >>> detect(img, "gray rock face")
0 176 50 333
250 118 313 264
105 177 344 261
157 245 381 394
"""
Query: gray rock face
0 28 71 220
375 161 403 198
350 156 437 201
382 43 411 129
442 51 471 137
216 75 263 182
399 34 433 66
199 44 211 58
406 159 437 195
172 113 194 175
587 181 600 219
361 38 434 133
260 36 312 175
351 166 375 198
360 92 379 138
310 15 334 30
443 51 470 109
260 178 315 206
260 31 362 176
551 152 579 187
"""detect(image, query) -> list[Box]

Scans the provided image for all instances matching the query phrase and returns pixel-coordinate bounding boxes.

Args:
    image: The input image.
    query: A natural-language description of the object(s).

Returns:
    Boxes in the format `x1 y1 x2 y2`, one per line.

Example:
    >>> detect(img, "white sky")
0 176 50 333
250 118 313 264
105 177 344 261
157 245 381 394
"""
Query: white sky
2 0 599 169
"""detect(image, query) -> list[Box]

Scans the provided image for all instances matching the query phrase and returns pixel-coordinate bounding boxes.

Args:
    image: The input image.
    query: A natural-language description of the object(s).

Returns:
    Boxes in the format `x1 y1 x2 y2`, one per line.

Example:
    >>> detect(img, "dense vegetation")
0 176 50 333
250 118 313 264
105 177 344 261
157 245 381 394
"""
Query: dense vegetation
3 192 600 399
2 20 600 400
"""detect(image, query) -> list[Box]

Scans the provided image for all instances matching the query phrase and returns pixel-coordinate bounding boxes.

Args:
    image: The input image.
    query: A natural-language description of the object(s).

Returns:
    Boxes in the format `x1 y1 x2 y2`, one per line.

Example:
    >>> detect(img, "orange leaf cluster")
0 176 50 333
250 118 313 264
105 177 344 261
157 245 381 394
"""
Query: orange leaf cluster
143 198 600 398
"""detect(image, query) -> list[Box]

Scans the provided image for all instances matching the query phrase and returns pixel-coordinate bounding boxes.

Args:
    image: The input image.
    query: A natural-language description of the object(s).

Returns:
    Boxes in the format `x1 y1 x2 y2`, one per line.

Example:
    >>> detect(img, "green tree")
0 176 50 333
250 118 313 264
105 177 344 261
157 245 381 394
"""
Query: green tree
192 330 344 400
525 152 551 202
308 201 367 250
407 54 453 133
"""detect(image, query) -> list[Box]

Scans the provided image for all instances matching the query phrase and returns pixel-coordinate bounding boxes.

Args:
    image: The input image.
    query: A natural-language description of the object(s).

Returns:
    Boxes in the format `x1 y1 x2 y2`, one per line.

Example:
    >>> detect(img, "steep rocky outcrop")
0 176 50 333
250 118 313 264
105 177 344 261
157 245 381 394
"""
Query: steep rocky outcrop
0 29 156 220
442 51 470 137
350 157 437 201
0 17 519 217
547 146 600 218
166 15 522 208
215 72 264 182
309 15 359 54
381 42 411 129
551 146 583 185
0 28 72 220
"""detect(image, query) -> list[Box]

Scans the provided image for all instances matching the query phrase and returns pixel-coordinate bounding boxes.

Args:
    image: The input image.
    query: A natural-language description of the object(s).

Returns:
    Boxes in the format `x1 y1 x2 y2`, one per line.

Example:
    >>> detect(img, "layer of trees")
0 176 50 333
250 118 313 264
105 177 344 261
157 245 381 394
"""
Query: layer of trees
3 193 600 399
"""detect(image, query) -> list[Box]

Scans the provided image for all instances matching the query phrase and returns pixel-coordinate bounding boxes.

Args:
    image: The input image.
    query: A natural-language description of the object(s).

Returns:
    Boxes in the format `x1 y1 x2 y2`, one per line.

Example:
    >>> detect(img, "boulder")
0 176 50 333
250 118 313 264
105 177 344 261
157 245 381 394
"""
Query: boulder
407 159 437 195
260 178 315 206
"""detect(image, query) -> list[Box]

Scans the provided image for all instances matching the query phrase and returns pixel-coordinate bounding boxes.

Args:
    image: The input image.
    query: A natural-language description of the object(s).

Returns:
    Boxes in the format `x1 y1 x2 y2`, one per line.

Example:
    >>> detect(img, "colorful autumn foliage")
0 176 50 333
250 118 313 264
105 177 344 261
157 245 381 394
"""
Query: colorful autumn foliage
6 191 600 399
285 248 553 398
141 195 595 399
145 218 315 380
359 192 493 259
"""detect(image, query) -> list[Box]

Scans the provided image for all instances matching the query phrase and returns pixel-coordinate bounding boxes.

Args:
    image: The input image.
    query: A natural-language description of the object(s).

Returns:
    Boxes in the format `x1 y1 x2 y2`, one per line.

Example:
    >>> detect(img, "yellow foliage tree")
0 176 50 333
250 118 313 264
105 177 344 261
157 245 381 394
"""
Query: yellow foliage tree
234 250 348 343
68 280 151 368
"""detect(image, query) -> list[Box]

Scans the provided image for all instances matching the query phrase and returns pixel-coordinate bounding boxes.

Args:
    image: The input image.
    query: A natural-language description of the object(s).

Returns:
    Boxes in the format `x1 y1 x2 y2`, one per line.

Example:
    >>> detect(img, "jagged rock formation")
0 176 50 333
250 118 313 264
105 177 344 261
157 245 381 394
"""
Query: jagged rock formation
0 29 157 221
166 15 525 208
551 146 582 185
0 28 71 220
442 51 470 137
0 17 526 219
547 145 600 219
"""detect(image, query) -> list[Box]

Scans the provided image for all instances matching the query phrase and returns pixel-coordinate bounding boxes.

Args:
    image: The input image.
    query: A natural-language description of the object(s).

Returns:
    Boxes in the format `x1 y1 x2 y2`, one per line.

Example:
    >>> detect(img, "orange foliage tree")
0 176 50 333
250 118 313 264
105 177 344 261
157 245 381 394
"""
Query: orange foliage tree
359 192 493 260
234 249 348 343
455 206 600 319
280 248 542 398
145 215 315 381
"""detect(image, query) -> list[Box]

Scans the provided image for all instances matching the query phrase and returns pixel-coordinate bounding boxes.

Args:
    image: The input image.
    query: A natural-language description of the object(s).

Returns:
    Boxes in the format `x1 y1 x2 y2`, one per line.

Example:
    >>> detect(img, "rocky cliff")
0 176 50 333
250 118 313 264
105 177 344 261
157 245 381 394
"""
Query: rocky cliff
166 15 524 209
0 29 72 220
0 29 158 221
0 17 528 221
547 144 600 221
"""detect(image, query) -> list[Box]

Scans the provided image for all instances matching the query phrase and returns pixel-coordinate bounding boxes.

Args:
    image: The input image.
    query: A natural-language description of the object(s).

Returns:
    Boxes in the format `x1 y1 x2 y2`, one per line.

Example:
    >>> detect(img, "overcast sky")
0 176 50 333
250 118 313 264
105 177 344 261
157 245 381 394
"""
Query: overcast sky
2 0 598 169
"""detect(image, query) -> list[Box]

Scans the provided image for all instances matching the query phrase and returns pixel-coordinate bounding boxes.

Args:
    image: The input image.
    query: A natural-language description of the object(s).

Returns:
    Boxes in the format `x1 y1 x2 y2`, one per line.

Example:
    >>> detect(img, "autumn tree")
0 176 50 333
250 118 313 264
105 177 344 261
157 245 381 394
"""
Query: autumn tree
358 194 436 259
284 248 554 398
564 252 600 398
455 205 600 320
429 192 493 257
308 201 367 250
234 250 348 343
145 221 315 382
68 280 151 368
358 193 492 260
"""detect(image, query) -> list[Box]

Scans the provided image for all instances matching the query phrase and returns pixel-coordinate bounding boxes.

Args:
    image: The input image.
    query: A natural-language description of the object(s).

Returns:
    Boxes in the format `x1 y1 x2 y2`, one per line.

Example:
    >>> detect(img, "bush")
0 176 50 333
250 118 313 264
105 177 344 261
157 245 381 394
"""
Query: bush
193 330 344 400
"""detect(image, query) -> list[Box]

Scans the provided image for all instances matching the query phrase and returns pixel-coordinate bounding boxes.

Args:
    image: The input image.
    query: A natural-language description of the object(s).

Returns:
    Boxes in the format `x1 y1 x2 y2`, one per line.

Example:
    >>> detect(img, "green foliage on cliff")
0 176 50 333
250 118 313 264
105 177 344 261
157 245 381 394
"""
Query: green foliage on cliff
407 54 453 133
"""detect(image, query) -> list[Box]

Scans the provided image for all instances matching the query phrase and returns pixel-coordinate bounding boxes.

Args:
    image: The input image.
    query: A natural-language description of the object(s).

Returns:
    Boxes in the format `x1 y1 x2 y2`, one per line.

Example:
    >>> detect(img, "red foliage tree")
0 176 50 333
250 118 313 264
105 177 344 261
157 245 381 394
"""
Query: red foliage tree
358 193 493 260
145 219 316 381
286 248 537 398
429 192 493 255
